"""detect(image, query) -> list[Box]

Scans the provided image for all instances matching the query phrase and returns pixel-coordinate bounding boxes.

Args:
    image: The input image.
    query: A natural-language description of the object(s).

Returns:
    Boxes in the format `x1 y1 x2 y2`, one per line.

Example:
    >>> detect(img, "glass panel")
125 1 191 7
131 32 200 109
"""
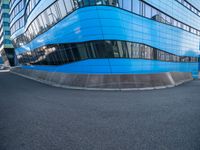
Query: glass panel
132 0 140 14
41 12 49 28
46 8 54 26
83 0 90 6
37 15 45 32
50 4 61 22
140 44 145 59
89 0 96 5
123 0 132 11
63 0 73 12
145 4 151 18
118 0 123 8
58 0 68 18
108 0 119 6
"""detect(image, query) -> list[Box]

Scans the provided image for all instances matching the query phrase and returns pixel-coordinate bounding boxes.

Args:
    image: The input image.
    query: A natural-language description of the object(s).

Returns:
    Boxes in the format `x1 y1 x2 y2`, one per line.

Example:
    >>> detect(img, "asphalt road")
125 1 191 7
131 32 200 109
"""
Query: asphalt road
0 72 200 150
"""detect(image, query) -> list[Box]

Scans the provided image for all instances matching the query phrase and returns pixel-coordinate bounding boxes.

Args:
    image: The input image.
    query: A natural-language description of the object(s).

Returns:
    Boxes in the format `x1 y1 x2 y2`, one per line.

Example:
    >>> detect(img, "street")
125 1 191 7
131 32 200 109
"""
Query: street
0 72 200 150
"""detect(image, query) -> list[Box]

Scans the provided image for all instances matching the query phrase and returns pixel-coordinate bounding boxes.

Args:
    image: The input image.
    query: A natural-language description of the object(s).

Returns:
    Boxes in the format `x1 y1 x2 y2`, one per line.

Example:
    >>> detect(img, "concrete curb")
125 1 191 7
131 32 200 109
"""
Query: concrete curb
10 69 193 91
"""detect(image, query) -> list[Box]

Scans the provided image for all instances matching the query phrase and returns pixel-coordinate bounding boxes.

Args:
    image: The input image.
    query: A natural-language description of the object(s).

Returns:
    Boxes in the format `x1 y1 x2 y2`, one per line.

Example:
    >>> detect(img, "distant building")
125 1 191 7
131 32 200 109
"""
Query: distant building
0 0 15 66
9 0 200 79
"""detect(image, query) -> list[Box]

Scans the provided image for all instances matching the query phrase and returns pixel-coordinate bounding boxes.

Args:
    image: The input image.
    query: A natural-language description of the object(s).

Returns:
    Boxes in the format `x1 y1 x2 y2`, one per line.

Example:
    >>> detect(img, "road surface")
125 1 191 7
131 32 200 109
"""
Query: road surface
0 72 200 150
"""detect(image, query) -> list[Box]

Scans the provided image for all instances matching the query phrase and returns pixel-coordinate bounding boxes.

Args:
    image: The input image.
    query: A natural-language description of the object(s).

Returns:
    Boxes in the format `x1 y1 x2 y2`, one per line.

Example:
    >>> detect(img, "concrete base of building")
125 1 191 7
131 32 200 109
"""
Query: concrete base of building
10 67 193 90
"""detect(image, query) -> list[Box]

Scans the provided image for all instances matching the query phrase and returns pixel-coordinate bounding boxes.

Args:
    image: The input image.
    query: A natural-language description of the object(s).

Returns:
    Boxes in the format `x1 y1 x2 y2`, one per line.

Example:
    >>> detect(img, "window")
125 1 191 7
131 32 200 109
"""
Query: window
88 0 96 6
28 25 35 39
140 44 146 59
3 13 9 18
63 0 73 13
144 46 152 59
3 22 9 27
118 0 123 8
10 0 24 21
132 43 140 58
145 4 151 18
83 0 90 6
111 41 120 58
25 0 41 20
4 39 12 44
50 4 61 22
77 44 88 60
41 12 49 28
46 8 55 26
31 21 38 35
107 0 119 6
151 8 158 20
4 31 11 35
132 0 140 14
58 0 67 17
2 4 9 9
176 0 200 17
159 13 166 23
117 41 129 58
37 16 45 32
123 0 132 11
16 40 198 65
165 16 171 24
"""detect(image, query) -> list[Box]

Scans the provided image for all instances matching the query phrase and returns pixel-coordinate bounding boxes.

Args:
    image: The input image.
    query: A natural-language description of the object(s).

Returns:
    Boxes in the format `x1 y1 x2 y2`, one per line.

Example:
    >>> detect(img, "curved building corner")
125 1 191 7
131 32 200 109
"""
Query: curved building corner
10 0 200 89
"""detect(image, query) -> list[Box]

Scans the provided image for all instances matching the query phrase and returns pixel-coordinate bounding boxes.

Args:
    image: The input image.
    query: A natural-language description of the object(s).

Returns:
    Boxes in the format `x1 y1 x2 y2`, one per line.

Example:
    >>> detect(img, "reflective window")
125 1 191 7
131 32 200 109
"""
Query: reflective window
41 12 49 28
83 0 90 6
132 0 140 14
123 0 132 11
25 0 41 20
58 0 68 17
63 0 73 13
16 40 198 65
176 0 200 17
144 4 151 18
10 0 24 21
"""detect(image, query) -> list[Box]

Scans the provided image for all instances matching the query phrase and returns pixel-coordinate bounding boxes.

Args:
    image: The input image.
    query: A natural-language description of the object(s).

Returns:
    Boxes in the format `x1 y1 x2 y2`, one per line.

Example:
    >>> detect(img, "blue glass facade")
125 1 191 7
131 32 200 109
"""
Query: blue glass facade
10 0 200 78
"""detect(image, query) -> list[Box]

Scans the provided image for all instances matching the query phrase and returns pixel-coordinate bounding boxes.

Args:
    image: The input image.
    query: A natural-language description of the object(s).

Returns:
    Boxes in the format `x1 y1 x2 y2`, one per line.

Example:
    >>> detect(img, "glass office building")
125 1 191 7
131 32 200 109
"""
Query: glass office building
10 0 200 78
0 0 15 66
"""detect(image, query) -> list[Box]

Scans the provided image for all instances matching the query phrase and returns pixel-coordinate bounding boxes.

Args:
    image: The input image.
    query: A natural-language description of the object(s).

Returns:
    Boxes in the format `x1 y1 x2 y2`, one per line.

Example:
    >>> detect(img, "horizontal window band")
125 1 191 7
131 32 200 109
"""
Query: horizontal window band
10 0 24 22
175 0 200 17
17 40 199 66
